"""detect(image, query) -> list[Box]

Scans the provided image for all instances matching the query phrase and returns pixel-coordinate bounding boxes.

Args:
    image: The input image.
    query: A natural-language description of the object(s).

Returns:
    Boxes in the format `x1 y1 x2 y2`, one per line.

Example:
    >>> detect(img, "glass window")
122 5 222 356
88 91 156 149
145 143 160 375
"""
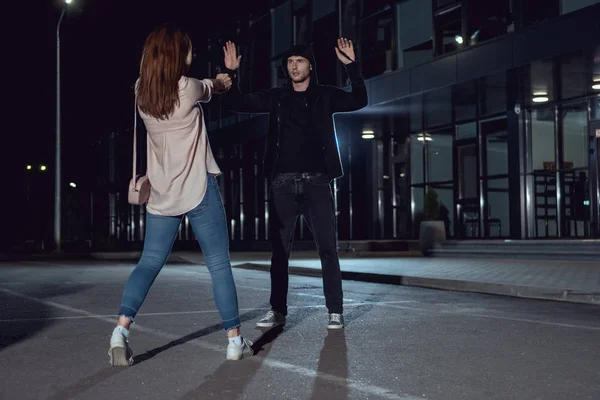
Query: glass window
410 95 423 132
295 13 310 45
562 102 588 170
458 143 478 199
271 59 286 87
434 0 460 10
468 0 512 45
410 134 425 184
428 129 454 182
479 72 507 116
454 80 477 121
487 178 510 237
312 0 335 21
593 46 600 96
561 51 588 100
425 87 452 128
412 186 425 236
271 1 292 56
523 0 560 27
561 0 600 15
434 5 463 55
482 117 508 176
456 122 477 140
341 0 359 41
360 9 394 78
294 0 307 11
362 0 390 16
530 107 556 172
435 185 455 237
528 59 555 105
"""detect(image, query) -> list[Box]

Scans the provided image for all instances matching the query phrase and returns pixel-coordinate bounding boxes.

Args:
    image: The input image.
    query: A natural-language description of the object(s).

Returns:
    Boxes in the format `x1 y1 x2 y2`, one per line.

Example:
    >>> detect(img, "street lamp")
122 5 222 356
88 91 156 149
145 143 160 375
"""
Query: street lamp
40 165 48 171
56 0 72 252
26 165 32 170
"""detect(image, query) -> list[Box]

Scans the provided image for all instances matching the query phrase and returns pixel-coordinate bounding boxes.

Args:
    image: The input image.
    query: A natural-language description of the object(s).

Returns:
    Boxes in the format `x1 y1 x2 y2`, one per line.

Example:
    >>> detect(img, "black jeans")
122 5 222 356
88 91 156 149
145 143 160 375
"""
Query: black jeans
268 172 343 316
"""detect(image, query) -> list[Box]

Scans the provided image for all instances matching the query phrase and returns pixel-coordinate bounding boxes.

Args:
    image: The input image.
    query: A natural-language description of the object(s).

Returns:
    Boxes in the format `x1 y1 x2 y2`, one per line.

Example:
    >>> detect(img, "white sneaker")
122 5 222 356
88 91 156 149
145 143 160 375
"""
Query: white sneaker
256 310 286 328
108 327 133 367
226 338 254 361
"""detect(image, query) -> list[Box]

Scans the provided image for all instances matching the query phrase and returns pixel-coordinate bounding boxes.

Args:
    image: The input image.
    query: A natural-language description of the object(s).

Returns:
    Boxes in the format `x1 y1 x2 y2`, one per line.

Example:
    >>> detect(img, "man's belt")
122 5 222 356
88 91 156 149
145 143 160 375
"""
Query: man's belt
274 172 329 180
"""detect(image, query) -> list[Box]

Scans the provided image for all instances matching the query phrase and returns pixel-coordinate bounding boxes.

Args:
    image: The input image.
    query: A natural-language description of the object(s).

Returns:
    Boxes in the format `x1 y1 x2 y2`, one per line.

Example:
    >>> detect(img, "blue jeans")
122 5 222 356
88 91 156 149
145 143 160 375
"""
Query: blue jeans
118 174 241 331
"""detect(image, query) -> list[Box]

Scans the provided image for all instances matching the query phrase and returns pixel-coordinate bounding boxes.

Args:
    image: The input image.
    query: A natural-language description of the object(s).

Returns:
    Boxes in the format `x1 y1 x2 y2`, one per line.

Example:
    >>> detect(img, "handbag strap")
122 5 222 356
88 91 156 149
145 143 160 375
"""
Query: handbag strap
132 92 138 179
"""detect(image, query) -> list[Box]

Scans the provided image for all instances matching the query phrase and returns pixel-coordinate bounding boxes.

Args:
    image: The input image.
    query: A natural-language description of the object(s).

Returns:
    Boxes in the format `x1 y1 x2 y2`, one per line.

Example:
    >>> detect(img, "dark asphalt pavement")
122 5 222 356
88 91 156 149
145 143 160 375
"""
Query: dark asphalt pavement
0 260 598 400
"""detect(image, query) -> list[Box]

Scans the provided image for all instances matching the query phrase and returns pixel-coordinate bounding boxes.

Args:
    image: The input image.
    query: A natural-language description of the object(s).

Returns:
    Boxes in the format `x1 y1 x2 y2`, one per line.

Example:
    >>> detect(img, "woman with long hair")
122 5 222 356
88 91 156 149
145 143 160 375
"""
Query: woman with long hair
108 24 252 366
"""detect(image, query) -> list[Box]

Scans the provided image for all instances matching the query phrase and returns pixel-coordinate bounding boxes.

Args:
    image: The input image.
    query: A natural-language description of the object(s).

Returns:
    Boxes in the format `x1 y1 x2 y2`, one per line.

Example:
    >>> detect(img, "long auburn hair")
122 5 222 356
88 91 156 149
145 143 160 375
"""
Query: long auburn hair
136 24 192 120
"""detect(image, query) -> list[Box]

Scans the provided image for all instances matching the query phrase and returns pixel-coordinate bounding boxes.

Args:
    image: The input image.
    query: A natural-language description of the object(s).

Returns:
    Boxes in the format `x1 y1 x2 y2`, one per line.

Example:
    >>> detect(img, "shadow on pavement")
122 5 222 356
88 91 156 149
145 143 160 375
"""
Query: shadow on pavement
180 326 285 400
46 367 124 400
181 301 324 399
250 325 284 355
132 306 269 365
0 284 93 352
310 330 348 400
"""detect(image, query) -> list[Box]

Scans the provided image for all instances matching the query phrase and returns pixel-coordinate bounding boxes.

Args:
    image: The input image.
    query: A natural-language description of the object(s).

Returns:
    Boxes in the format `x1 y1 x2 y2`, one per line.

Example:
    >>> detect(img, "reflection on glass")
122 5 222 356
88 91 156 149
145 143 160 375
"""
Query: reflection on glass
435 5 462 55
456 122 477 140
530 108 556 172
566 171 591 237
458 144 478 199
562 103 588 170
479 72 507 116
523 0 559 27
487 178 509 237
410 134 424 184
436 186 454 238
412 186 424 237
482 117 508 176
529 59 554 105
468 0 512 45
410 95 423 132
360 8 393 79
425 87 452 128
561 52 588 100
428 130 453 182
454 81 477 121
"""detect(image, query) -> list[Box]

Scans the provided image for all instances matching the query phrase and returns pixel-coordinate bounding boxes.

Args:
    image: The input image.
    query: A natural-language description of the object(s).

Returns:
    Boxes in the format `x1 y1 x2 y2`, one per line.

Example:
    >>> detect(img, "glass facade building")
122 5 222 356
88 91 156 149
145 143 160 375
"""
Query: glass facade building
59 0 600 250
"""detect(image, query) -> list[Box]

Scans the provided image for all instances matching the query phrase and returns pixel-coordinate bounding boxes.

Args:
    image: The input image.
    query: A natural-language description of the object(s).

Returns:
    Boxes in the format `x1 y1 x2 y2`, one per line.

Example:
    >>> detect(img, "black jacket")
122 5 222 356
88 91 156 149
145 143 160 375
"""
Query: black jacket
224 45 368 180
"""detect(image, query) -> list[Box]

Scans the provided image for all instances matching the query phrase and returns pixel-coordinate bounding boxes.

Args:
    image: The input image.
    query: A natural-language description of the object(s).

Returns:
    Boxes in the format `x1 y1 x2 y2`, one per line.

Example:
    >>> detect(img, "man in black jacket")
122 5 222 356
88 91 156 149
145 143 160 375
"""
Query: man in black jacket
223 38 368 330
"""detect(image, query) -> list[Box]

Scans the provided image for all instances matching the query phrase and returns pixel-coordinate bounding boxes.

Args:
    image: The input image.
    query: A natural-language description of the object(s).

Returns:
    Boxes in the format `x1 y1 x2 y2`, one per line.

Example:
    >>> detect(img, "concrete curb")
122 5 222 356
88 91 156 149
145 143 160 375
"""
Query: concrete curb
232 262 600 306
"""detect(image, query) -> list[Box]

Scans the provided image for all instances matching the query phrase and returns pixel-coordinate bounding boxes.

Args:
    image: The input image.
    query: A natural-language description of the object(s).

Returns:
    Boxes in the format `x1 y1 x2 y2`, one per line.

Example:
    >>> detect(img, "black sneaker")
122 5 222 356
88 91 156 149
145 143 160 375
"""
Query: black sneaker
327 313 345 330
256 310 286 328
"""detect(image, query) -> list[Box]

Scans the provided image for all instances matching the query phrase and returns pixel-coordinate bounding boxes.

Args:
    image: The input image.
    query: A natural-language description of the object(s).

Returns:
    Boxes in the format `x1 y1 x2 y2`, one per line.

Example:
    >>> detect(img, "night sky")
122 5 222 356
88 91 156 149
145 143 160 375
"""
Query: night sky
7 0 249 244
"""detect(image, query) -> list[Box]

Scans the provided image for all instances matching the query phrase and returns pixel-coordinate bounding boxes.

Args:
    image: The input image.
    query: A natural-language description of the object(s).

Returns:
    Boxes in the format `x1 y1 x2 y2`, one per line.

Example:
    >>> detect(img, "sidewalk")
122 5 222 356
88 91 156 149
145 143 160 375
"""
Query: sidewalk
176 251 600 306
2 250 598 305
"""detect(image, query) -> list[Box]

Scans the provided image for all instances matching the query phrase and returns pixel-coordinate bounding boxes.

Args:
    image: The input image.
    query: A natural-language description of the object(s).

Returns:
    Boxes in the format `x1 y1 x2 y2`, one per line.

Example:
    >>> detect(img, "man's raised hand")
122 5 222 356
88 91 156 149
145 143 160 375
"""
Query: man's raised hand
335 38 355 65
223 41 242 70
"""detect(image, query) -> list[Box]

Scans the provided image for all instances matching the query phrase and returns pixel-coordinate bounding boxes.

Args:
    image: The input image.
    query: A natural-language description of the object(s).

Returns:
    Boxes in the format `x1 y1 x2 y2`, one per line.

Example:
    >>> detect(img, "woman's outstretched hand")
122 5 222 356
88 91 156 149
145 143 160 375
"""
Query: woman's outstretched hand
214 73 232 93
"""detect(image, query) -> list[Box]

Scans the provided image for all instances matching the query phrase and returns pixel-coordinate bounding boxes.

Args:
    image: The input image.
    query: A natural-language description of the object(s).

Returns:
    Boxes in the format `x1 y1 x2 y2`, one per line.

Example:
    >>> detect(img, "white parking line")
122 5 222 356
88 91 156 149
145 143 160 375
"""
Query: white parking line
0 301 417 323
0 287 421 400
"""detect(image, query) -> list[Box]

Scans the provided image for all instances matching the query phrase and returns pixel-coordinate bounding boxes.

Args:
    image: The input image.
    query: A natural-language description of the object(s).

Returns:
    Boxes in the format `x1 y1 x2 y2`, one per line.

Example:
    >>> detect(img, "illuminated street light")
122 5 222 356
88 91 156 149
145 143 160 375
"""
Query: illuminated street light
55 0 74 252
40 165 47 171
26 165 32 170
69 182 77 188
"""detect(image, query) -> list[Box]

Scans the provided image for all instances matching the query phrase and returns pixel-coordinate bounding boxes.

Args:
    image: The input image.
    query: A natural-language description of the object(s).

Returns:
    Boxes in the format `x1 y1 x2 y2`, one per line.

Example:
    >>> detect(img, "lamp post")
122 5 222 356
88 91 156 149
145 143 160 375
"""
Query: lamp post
55 0 72 252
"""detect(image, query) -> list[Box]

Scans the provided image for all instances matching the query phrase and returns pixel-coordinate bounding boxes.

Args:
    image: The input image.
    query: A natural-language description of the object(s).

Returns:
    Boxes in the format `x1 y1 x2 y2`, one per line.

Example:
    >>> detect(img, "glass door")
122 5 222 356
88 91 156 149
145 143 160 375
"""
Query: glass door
561 102 590 237
590 120 600 237
456 141 479 238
